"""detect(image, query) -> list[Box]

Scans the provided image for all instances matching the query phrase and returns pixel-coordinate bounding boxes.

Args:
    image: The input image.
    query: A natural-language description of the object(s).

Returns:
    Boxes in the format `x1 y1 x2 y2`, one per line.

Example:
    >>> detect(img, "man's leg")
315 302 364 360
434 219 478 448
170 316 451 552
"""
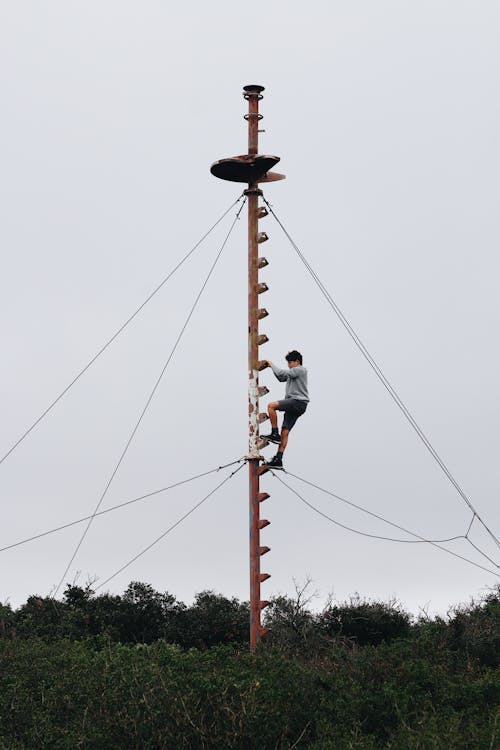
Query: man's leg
267 402 305 467
264 428 287 470
261 401 281 444
279 428 289 453
267 401 279 429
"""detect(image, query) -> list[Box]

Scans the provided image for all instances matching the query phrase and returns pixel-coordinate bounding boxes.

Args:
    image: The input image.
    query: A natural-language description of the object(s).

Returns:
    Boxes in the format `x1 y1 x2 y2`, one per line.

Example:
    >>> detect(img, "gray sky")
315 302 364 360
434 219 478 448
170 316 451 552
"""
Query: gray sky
1 1 499 615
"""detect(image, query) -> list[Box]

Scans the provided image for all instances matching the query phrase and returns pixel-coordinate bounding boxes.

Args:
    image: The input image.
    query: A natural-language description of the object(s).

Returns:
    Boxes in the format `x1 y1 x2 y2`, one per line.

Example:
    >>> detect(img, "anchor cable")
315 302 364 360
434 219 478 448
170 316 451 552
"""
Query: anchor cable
0 459 244 554
95 462 245 590
0 195 244 468
265 198 500 553
283 470 499 571
272 472 498 577
53 199 246 596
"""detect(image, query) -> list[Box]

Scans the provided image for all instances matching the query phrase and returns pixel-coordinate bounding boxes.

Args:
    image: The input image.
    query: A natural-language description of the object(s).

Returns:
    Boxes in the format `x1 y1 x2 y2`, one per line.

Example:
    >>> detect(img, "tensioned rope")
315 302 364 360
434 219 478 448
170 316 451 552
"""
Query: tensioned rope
285 472 464 544
0 195 244 469
53 198 246 597
95 462 245 590
282 470 499 571
0 459 244 554
264 198 500 553
272 472 498 577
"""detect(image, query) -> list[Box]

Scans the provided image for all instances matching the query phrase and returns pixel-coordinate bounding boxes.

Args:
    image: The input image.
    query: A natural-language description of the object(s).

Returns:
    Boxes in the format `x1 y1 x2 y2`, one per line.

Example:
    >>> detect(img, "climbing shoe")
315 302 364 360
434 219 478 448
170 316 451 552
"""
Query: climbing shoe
264 454 284 470
260 430 281 444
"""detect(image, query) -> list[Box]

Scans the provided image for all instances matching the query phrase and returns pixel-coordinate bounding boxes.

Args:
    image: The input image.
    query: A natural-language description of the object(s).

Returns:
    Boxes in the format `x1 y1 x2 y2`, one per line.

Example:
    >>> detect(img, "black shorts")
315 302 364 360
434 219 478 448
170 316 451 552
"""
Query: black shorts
277 399 308 431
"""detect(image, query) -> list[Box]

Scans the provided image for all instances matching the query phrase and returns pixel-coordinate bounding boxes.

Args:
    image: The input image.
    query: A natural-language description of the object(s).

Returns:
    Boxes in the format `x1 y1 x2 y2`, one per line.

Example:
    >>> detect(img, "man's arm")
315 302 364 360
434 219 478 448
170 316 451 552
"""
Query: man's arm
266 360 289 382
284 366 304 379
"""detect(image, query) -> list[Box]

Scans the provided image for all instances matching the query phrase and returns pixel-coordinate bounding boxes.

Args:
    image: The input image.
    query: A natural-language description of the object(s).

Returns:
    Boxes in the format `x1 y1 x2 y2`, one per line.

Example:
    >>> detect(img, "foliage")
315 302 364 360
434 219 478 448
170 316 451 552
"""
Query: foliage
318 594 411 646
0 584 498 748
447 588 500 668
12 583 249 649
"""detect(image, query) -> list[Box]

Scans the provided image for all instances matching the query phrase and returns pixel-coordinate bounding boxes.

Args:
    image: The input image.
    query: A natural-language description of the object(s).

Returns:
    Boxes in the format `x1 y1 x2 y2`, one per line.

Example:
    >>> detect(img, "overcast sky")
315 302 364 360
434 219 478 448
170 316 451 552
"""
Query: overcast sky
1 1 499 615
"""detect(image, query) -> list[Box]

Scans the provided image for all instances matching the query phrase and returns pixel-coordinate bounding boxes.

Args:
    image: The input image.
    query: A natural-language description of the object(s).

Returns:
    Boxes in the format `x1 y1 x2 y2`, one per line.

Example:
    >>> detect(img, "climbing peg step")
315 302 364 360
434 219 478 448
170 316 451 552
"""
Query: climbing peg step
257 308 269 319
257 282 268 294
258 413 269 423
258 256 269 268
259 573 271 582
259 519 270 529
257 334 269 346
258 492 270 502
258 546 270 555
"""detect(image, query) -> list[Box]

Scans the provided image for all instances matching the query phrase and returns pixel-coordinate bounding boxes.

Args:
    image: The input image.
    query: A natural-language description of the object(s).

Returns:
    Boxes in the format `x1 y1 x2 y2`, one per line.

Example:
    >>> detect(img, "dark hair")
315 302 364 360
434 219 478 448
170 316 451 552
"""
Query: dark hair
286 350 303 365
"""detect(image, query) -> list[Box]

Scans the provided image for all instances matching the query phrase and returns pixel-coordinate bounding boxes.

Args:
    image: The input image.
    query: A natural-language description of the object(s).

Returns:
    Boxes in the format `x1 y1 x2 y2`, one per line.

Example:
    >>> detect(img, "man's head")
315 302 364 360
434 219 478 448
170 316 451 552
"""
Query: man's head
285 350 303 368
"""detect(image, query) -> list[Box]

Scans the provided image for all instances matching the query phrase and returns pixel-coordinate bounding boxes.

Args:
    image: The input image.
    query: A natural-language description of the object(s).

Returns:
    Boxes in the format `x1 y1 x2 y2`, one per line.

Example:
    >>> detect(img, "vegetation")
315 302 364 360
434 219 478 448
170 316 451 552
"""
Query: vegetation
0 582 498 748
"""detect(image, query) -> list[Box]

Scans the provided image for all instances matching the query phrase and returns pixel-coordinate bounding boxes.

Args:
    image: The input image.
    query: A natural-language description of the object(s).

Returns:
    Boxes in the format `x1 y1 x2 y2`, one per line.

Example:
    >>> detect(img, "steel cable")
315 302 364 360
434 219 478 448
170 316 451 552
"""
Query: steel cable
465 538 500 570
53 199 246 596
0 459 244 554
0 195 244 468
283 470 499 571
285 471 465 544
272 472 498 576
265 198 500 553
95 463 245 590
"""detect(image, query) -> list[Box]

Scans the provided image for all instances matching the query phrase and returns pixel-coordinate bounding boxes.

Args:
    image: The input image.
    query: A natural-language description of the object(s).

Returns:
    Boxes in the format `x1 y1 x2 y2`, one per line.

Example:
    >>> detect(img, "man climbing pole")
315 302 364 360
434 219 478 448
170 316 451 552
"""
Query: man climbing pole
261 350 309 470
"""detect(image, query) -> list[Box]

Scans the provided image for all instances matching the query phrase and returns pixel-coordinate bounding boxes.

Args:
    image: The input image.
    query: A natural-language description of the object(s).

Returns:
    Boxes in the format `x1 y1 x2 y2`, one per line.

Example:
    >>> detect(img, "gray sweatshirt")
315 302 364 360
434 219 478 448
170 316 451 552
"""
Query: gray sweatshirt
271 363 309 402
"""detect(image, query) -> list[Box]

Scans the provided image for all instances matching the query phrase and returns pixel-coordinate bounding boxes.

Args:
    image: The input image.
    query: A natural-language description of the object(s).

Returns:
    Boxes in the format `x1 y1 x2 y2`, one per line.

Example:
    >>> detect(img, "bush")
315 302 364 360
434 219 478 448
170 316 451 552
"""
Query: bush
319 595 411 646
0 636 498 749
1 583 499 748
9 583 249 649
447 585 500 667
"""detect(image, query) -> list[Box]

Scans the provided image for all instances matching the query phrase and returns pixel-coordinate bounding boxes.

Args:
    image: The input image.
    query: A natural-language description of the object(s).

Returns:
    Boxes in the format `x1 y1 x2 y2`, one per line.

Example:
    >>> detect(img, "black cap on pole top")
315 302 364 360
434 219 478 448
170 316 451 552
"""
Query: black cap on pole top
243 84 265 98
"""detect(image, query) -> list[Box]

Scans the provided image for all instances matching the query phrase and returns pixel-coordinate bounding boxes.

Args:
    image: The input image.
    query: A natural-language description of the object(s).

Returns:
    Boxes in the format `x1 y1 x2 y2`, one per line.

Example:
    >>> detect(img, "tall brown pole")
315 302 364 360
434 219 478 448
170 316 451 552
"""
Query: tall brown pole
244 84 267 650
210 85 284 650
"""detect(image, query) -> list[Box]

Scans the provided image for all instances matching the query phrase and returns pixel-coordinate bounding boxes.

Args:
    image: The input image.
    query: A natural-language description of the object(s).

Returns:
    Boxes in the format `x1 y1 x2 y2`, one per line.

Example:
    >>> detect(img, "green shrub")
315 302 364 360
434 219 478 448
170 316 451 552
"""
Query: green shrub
319 595 411 646
1 584 498 748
